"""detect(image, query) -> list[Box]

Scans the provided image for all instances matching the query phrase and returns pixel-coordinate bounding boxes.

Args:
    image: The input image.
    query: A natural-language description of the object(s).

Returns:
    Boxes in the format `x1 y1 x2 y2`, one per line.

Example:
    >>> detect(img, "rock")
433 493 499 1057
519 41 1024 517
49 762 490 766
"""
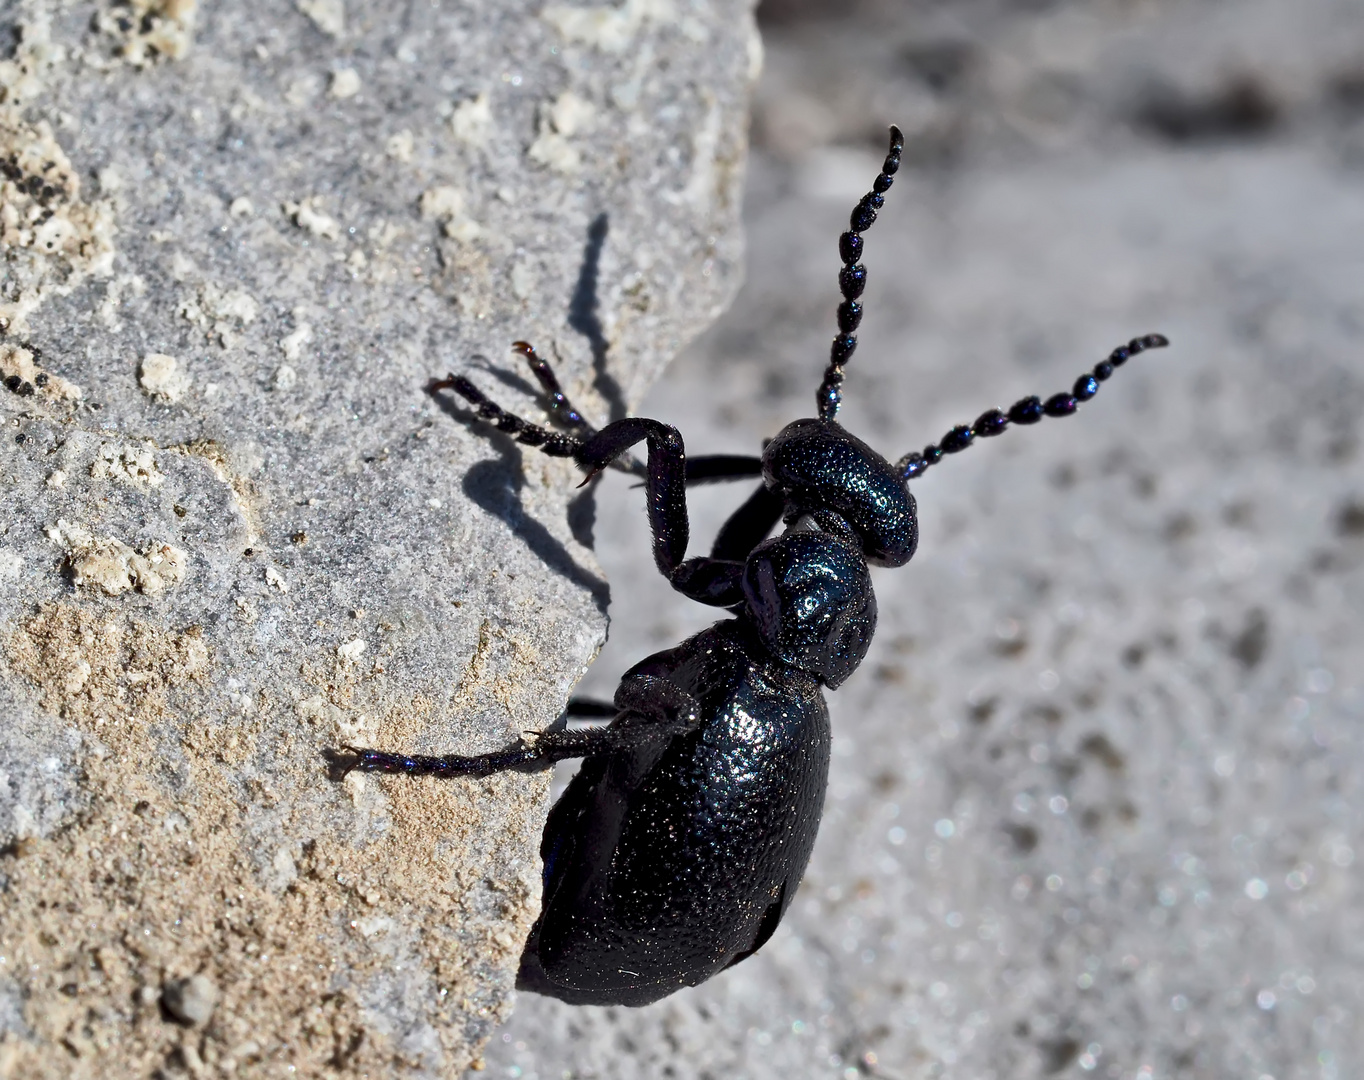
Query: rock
0 0 758 1075
162 974 219 1027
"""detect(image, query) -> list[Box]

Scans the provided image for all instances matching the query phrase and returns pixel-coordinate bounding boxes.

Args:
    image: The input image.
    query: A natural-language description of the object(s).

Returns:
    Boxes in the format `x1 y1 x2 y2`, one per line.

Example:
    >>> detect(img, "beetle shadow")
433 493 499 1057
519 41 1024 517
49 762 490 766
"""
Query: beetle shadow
569 212 626 424
564 212 625 550
477 359 540 399
429 390 610 614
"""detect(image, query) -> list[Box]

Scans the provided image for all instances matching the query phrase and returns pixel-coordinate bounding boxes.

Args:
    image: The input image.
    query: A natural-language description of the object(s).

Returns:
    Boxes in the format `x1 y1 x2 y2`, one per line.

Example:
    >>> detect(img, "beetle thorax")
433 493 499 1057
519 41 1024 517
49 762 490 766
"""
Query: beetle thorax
740 529 876 689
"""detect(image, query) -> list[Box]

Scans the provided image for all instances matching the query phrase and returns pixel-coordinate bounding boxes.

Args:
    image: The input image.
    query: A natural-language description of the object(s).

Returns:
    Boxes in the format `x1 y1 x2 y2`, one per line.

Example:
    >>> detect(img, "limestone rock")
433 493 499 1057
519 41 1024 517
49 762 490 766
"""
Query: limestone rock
0 0 758 1075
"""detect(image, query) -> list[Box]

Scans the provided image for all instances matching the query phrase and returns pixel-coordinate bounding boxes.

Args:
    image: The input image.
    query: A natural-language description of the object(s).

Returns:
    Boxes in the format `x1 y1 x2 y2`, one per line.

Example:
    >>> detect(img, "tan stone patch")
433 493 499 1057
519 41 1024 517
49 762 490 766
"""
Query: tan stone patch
1 603 545 1078
46 519 188 597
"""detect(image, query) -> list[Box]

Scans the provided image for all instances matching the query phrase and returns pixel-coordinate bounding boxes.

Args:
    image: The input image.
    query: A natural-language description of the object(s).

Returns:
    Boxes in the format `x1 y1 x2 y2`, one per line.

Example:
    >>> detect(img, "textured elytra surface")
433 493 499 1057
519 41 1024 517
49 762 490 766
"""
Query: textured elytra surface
484 0 1364 1077
0 0 757 1075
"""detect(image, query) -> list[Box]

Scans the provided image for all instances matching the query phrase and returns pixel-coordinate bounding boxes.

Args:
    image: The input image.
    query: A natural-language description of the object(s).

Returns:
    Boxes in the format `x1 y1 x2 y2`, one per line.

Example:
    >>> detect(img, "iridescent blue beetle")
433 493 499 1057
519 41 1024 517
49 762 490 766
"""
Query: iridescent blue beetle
340 127 1168 1005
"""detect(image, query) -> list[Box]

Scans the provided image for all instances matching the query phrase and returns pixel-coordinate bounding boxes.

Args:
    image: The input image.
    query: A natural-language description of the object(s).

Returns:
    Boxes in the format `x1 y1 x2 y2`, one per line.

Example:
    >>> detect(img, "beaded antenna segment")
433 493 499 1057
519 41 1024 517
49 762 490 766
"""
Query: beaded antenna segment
895 334 1170 480
817 125 904 422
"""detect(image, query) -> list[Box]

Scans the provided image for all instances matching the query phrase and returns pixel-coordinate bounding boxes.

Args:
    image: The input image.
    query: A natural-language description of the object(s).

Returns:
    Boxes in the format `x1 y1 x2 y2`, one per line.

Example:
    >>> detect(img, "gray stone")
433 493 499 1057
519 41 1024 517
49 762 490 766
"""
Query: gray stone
0 0 757 1075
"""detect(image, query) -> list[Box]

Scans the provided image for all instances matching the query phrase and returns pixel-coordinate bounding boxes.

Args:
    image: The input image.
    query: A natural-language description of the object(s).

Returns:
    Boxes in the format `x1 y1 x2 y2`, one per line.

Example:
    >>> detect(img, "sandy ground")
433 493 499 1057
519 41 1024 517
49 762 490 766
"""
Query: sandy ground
479 0 1364 1077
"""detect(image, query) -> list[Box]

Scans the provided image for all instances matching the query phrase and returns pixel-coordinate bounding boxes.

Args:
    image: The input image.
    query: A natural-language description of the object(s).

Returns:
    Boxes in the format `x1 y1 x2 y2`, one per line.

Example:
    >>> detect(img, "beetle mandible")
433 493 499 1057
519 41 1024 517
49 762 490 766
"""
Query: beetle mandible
337 126 1168 1006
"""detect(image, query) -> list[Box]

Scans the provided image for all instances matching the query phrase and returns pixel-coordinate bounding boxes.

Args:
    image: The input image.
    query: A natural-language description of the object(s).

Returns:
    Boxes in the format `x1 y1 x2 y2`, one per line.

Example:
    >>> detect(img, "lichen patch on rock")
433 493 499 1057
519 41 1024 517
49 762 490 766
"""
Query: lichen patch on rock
296 0 345 38
528 92 599 176
0 16 62 106
282 196 341 241
0 343 82 402
46 519 188 596
541 0 673 55
138 352 190 402
90 440 164 490
95 0 199 67
450 92 492 146
330 67 362 100
180 281 259 347
0 111 115 333
419 185 482 243
279 322 313 360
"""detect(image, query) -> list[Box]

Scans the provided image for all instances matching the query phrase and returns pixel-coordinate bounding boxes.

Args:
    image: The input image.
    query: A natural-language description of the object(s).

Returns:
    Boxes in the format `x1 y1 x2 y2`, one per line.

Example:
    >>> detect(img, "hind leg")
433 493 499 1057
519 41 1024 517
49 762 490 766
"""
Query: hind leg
337 675 699 779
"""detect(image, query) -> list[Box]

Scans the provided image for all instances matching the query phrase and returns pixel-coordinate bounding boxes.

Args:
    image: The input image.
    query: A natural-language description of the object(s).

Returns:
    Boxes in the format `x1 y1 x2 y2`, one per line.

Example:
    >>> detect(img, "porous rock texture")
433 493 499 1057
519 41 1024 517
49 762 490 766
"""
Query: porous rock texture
484 0 1364 1077
0 0 757 1076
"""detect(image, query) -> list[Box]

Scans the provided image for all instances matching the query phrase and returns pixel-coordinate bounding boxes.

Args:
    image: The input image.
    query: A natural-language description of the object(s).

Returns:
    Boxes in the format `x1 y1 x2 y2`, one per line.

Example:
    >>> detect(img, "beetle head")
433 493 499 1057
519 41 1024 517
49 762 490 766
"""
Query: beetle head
761 418 918 568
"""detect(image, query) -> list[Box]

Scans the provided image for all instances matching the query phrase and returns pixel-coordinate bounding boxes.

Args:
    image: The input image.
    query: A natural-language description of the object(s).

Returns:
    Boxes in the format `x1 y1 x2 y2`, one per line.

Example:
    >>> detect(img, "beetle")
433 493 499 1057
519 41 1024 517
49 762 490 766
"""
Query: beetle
337 126 1168 1006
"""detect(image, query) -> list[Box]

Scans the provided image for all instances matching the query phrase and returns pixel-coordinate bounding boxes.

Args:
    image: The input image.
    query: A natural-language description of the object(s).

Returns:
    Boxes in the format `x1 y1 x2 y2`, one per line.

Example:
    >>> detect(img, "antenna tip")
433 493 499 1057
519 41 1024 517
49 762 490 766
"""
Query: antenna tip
888 125 904 151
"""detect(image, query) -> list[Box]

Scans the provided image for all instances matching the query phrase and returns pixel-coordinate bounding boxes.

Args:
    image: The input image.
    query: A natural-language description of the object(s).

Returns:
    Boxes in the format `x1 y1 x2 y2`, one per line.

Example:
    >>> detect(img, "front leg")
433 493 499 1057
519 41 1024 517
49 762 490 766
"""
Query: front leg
667 482 787 608
434 371 692 584
575 418 691 579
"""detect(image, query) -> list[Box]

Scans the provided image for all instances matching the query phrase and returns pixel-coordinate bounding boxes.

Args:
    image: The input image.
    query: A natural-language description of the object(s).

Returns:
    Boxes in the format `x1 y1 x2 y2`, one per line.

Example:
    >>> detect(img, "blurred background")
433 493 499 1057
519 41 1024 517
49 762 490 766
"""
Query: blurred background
483 0 1364 1076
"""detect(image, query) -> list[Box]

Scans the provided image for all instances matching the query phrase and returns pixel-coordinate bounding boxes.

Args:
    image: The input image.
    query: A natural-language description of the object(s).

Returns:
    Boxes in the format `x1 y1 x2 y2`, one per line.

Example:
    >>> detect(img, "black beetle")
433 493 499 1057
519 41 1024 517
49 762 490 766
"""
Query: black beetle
338 126 1168 1006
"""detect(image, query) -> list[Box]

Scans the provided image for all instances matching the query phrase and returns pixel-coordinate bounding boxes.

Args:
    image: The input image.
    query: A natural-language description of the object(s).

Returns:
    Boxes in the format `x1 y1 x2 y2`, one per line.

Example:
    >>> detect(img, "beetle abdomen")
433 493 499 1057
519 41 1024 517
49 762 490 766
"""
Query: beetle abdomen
518 622 830 1006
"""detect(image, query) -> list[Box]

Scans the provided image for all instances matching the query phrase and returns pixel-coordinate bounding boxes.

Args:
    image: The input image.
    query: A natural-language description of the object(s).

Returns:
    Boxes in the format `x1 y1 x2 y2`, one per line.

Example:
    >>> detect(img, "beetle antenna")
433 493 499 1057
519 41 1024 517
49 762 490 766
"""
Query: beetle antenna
896 334 1170 480
816 125 904 423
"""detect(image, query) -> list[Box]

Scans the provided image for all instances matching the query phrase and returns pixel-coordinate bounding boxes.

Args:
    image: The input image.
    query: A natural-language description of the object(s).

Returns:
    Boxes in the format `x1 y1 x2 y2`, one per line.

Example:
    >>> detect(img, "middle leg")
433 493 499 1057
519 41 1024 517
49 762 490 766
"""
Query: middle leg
436 360 781 599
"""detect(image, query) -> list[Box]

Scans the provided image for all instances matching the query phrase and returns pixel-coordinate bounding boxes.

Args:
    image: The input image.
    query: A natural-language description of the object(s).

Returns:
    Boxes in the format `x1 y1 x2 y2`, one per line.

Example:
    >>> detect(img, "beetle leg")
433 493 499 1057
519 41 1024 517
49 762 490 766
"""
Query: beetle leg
431 367 645 477
575 418 690 577
337 741 547 777
709 483 785 560
432 374 582 458
668 557 746 607
337 681 699 781
338 680 697 781
510 340 597 436
339 726 624 778
659 482 788 607
612 674 701 733
683 455 763 485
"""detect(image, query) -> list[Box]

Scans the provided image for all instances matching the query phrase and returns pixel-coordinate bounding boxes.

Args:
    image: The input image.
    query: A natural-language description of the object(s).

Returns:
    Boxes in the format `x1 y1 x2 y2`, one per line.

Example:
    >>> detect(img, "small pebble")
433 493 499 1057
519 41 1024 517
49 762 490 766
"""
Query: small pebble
162 973 220 1026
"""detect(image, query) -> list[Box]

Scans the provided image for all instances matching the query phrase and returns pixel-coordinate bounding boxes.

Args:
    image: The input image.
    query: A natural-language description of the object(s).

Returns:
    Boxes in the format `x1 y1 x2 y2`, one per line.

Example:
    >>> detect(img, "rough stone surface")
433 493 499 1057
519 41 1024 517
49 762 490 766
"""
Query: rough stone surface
0 0 757 1076
484 0 1364 1077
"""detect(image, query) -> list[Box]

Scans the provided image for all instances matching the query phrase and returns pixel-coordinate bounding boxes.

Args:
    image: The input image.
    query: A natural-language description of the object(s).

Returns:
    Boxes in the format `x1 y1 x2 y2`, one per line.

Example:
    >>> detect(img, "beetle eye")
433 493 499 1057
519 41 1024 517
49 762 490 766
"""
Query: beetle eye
742 531 877 688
